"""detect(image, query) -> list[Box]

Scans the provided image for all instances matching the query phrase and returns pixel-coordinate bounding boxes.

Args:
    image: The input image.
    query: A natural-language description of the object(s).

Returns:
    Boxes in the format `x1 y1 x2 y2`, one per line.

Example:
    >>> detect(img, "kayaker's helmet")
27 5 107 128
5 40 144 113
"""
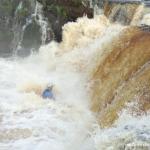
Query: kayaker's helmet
47 84 53 90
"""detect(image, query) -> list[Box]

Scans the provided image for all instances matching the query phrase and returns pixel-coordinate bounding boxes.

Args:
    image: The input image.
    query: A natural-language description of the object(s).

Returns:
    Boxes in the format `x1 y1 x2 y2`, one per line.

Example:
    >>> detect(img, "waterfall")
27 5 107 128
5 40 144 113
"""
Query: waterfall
89 0 104 16
103 1 145 25
11 1 25 53
131 4 144 25
34 1 50 45
11 1 37 55
5 0 52 56
0 1 150 150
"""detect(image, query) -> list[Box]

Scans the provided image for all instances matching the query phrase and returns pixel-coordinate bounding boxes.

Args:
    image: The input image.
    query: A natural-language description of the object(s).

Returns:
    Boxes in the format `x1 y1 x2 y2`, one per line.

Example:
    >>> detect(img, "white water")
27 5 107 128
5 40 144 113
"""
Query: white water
0 15 150 150
13 0 51 55
34 1 49 45
0 56 95 150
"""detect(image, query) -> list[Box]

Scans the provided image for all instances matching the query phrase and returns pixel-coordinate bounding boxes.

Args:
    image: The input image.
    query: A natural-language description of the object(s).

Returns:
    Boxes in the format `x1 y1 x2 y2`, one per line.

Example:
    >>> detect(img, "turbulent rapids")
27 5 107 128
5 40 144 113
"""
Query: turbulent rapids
0 1 150 150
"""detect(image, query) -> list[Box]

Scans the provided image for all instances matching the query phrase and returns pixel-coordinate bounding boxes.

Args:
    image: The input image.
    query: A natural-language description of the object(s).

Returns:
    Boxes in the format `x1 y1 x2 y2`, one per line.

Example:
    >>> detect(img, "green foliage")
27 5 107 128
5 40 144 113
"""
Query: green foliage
15 1 31 23
41 0 47 7
36 0 47 7
72 0 82 7
47 4 68 18
17 8 29 19
0 0 30 18
0 0 13 16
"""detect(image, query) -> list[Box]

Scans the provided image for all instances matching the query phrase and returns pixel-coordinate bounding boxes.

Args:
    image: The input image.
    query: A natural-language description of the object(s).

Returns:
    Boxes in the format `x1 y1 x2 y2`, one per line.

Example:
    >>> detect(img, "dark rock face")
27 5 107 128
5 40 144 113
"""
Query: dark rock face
0 0 17 55
0 0 42 56
0 25 13 54
22 21 41 49
0 0 93 56
37 0 93 42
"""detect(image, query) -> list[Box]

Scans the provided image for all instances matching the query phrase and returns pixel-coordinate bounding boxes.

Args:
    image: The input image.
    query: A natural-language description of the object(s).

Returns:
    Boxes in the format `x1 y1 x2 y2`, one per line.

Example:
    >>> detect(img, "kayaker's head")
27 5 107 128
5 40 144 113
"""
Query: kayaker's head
47 84 53 90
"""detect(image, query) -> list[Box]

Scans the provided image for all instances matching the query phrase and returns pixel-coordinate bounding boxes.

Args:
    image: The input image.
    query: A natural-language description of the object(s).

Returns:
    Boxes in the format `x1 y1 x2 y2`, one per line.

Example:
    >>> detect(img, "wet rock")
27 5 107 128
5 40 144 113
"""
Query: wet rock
103 2 141 25
0 0 42 56
37 0 93 42
0 0 93 56
22 21 42 50
0 27 13 54
91 27 150 127
0 0 17 55
138 24 150 32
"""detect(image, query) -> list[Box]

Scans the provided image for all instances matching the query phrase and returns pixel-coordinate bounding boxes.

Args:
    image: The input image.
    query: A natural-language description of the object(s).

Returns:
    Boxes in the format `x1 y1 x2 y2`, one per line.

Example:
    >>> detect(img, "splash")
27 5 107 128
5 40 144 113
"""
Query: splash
131 4 144 25
0 5 150 150
91 27 150 127
141 13 150 25
60 15 110 52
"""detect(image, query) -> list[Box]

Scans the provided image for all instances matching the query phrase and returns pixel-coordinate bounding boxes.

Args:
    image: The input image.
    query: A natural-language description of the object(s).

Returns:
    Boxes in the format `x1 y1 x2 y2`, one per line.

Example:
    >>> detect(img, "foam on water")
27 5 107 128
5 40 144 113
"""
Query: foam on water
141 13 150 25
0 57 96 150
0 15 149 150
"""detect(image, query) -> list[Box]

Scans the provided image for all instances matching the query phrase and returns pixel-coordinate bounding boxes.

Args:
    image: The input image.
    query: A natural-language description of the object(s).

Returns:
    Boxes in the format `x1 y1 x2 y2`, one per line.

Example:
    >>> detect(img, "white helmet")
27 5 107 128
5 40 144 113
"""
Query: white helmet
47 84 54 89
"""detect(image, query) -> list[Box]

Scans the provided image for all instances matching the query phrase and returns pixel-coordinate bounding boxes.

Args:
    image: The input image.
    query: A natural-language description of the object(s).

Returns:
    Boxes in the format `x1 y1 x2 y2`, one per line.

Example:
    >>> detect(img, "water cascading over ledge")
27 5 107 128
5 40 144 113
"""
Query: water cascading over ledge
103 0 143 25
43 7 150 128
0 1 150 149
91 26 150 127
0 0 50 56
